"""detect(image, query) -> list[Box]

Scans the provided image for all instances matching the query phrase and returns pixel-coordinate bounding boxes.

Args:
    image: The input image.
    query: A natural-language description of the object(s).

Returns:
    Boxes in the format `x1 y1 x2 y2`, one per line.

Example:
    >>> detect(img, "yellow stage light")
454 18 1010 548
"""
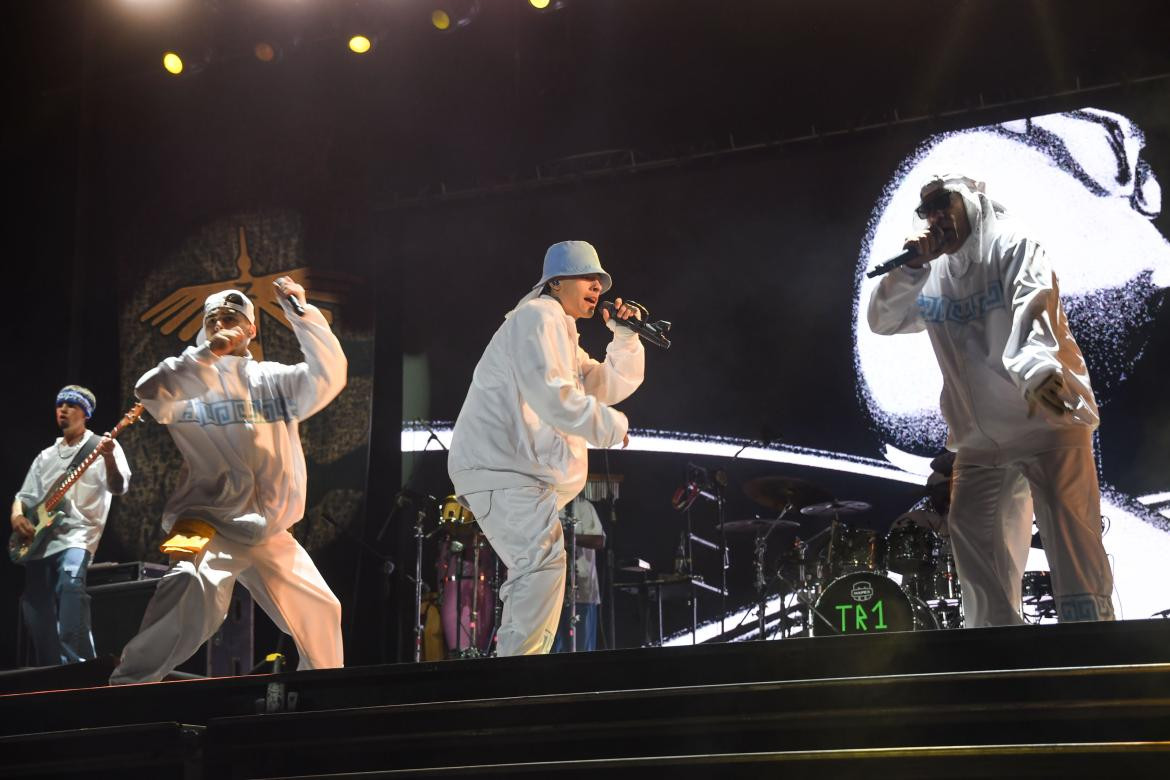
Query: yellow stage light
348 35 372 54
529 0 551 8
431 10 451 31
162 51 183 75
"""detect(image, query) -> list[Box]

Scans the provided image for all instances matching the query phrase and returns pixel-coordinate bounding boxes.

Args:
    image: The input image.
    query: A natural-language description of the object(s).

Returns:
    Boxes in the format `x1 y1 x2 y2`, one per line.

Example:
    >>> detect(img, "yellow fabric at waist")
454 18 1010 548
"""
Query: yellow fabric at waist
159 517 218 559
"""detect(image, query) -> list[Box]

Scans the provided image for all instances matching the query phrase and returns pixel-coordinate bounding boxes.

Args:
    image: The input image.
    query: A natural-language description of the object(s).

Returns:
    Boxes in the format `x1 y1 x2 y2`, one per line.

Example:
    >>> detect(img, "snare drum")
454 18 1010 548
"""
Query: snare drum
812 572 936 636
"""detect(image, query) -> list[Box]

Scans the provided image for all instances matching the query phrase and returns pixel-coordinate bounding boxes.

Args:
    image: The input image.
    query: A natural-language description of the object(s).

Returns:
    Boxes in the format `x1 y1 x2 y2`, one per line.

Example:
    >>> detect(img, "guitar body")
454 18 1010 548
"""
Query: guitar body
8 501 63 564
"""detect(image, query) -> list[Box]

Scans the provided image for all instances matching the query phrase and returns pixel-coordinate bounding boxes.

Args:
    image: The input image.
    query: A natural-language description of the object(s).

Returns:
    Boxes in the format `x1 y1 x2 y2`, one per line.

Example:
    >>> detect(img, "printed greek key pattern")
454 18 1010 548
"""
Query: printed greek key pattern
178 397 297 426
917 280 1006 323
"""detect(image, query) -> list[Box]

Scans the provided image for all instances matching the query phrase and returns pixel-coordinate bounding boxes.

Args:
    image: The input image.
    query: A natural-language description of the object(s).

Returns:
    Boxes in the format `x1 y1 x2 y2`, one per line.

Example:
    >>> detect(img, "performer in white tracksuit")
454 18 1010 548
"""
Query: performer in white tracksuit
111 280 347 683
868 174 1114 626
449 241 644 656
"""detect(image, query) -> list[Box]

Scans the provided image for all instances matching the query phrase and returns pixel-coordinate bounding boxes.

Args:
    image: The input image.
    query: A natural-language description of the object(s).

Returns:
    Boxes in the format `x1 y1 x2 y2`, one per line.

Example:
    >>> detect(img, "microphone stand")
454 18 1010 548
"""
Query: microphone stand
322 513 398 663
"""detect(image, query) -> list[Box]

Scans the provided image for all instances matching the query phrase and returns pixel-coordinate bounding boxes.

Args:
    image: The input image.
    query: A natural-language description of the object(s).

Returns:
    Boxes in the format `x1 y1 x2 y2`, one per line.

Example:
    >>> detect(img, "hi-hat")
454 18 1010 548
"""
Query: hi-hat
717 517 802 534
799 499 872 517
743 476 833 511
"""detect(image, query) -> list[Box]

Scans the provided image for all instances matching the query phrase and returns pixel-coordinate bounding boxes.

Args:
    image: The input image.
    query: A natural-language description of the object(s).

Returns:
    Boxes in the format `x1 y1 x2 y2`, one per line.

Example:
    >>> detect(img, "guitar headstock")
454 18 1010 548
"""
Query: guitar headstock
111 402 146 436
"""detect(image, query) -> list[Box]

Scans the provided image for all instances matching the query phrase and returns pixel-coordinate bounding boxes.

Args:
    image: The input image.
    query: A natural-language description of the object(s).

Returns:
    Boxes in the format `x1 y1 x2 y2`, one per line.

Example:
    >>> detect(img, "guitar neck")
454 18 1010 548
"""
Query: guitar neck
44 403 142 512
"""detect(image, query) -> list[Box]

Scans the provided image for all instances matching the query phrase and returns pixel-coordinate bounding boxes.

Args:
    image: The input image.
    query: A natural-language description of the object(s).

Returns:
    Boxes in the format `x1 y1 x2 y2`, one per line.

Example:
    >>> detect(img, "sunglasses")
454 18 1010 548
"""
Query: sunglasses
915 191 954 219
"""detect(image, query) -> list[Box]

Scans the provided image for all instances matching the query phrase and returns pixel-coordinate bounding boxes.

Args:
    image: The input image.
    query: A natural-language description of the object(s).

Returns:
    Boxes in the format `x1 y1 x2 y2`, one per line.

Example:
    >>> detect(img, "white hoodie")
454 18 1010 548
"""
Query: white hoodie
868 184 1098 461
449 296 644 507
135 299 347 544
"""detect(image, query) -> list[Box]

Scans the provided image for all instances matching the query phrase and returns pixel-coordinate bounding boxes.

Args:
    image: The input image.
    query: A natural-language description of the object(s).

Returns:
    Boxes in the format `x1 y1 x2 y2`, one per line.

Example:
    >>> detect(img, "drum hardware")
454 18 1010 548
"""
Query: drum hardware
1021 570 1057 623
770 536 835 638
563 499 579 653
744 498 807 640
671 463 730 640
585 469 622 651
467 534 485 656
320 511 403 664
743 476 833 512
409 497 442 663
799 499 873 517
716 517 801 534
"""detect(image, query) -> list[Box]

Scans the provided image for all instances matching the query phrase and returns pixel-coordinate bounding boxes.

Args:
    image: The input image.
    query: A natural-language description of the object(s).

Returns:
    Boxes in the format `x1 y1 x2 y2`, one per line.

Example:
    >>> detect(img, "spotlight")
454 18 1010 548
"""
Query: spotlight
431 1 481 32
528 0 567 11
348 34 373 54
162 51 184 75
253 41 279 63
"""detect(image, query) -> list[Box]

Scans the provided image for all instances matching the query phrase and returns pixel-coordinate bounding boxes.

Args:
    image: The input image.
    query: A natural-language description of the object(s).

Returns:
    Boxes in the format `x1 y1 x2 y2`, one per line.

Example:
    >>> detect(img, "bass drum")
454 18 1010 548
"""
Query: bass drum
811 572 937 637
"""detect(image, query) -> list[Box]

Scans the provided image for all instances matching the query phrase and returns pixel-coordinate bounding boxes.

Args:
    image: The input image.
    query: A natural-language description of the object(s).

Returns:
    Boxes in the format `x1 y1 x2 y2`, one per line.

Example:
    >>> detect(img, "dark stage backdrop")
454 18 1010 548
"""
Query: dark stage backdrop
391 84 1170 646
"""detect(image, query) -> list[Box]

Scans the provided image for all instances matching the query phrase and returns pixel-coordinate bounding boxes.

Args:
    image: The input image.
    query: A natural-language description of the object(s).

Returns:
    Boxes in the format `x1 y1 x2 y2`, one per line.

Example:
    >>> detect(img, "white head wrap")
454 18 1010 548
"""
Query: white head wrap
916 173 1009 276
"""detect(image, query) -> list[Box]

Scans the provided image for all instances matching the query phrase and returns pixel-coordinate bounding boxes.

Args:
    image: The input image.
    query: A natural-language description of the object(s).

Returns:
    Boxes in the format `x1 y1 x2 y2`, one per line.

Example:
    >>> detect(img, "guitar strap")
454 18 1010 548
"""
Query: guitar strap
46 433 103 501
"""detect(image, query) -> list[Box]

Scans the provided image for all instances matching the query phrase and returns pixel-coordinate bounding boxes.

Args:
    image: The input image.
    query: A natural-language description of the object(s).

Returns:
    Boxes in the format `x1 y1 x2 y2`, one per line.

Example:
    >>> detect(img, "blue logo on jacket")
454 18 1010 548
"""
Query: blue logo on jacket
917 280 1005 324
178 397 297 426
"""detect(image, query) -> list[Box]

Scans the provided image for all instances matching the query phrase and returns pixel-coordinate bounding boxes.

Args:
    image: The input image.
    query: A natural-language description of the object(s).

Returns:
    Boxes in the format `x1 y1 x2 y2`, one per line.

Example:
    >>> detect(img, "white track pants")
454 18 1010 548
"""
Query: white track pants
110 530 343 684
464 486 565 656
950 443 1114 627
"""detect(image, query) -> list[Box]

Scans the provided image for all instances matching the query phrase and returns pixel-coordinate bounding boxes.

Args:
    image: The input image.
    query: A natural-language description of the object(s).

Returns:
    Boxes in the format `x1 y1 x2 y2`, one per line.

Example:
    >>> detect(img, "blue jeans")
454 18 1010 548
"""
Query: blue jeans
552 602 599 653
20 548 96 665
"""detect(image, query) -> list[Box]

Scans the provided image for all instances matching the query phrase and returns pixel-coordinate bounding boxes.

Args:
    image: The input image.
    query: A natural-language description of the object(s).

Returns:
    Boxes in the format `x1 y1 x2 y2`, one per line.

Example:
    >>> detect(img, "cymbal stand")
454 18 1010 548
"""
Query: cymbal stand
487 555 503 655
752 500 789 639
716 481 728 637
467 534 484 656
448 538 466 655
771 523 838 637
565 499 579 653
412 505 438 663
753 527 769 639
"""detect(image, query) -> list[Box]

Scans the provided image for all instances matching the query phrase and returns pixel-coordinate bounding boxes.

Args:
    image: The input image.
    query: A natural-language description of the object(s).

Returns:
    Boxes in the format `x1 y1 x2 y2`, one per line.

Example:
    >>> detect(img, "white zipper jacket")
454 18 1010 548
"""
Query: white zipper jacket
868 187 1098 460
135 300 347 544
449 296 644 507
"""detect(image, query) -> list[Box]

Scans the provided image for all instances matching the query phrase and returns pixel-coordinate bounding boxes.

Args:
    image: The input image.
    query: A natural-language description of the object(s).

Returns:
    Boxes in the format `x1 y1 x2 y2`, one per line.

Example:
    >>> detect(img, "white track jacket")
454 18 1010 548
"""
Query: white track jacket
135 300 347 544
449 296 644 507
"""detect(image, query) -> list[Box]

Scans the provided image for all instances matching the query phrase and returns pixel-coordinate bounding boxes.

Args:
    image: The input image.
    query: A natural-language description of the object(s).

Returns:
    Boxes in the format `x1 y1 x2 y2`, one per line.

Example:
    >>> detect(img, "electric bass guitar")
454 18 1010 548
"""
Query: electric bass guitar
9 402 144 564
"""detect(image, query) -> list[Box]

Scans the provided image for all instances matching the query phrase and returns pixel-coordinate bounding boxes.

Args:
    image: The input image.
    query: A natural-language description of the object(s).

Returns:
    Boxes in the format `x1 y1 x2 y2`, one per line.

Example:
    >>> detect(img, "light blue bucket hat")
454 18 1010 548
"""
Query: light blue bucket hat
511 240 613 313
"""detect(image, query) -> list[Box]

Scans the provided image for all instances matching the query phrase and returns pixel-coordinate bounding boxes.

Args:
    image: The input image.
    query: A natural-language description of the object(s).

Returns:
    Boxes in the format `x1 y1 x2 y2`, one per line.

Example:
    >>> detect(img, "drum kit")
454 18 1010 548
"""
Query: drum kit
412 495 502 662
724 475 964 638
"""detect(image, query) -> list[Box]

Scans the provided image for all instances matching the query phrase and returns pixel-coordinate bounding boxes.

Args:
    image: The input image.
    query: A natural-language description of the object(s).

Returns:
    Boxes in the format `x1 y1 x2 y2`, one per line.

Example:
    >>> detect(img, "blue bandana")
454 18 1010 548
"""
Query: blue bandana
56 385 96 419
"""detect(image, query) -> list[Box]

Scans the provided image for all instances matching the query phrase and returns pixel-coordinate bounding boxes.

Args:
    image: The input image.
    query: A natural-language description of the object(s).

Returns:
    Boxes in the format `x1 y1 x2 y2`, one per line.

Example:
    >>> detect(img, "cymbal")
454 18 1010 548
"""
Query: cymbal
799 499 872 517
742 476 833 511
717 517 802 534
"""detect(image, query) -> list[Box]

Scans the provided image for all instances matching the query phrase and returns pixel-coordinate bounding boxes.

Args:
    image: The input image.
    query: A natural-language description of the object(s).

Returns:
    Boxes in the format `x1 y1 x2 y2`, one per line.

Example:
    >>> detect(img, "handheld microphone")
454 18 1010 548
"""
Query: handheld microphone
600 300 672 349
865 227 943 278
286 295 306 317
